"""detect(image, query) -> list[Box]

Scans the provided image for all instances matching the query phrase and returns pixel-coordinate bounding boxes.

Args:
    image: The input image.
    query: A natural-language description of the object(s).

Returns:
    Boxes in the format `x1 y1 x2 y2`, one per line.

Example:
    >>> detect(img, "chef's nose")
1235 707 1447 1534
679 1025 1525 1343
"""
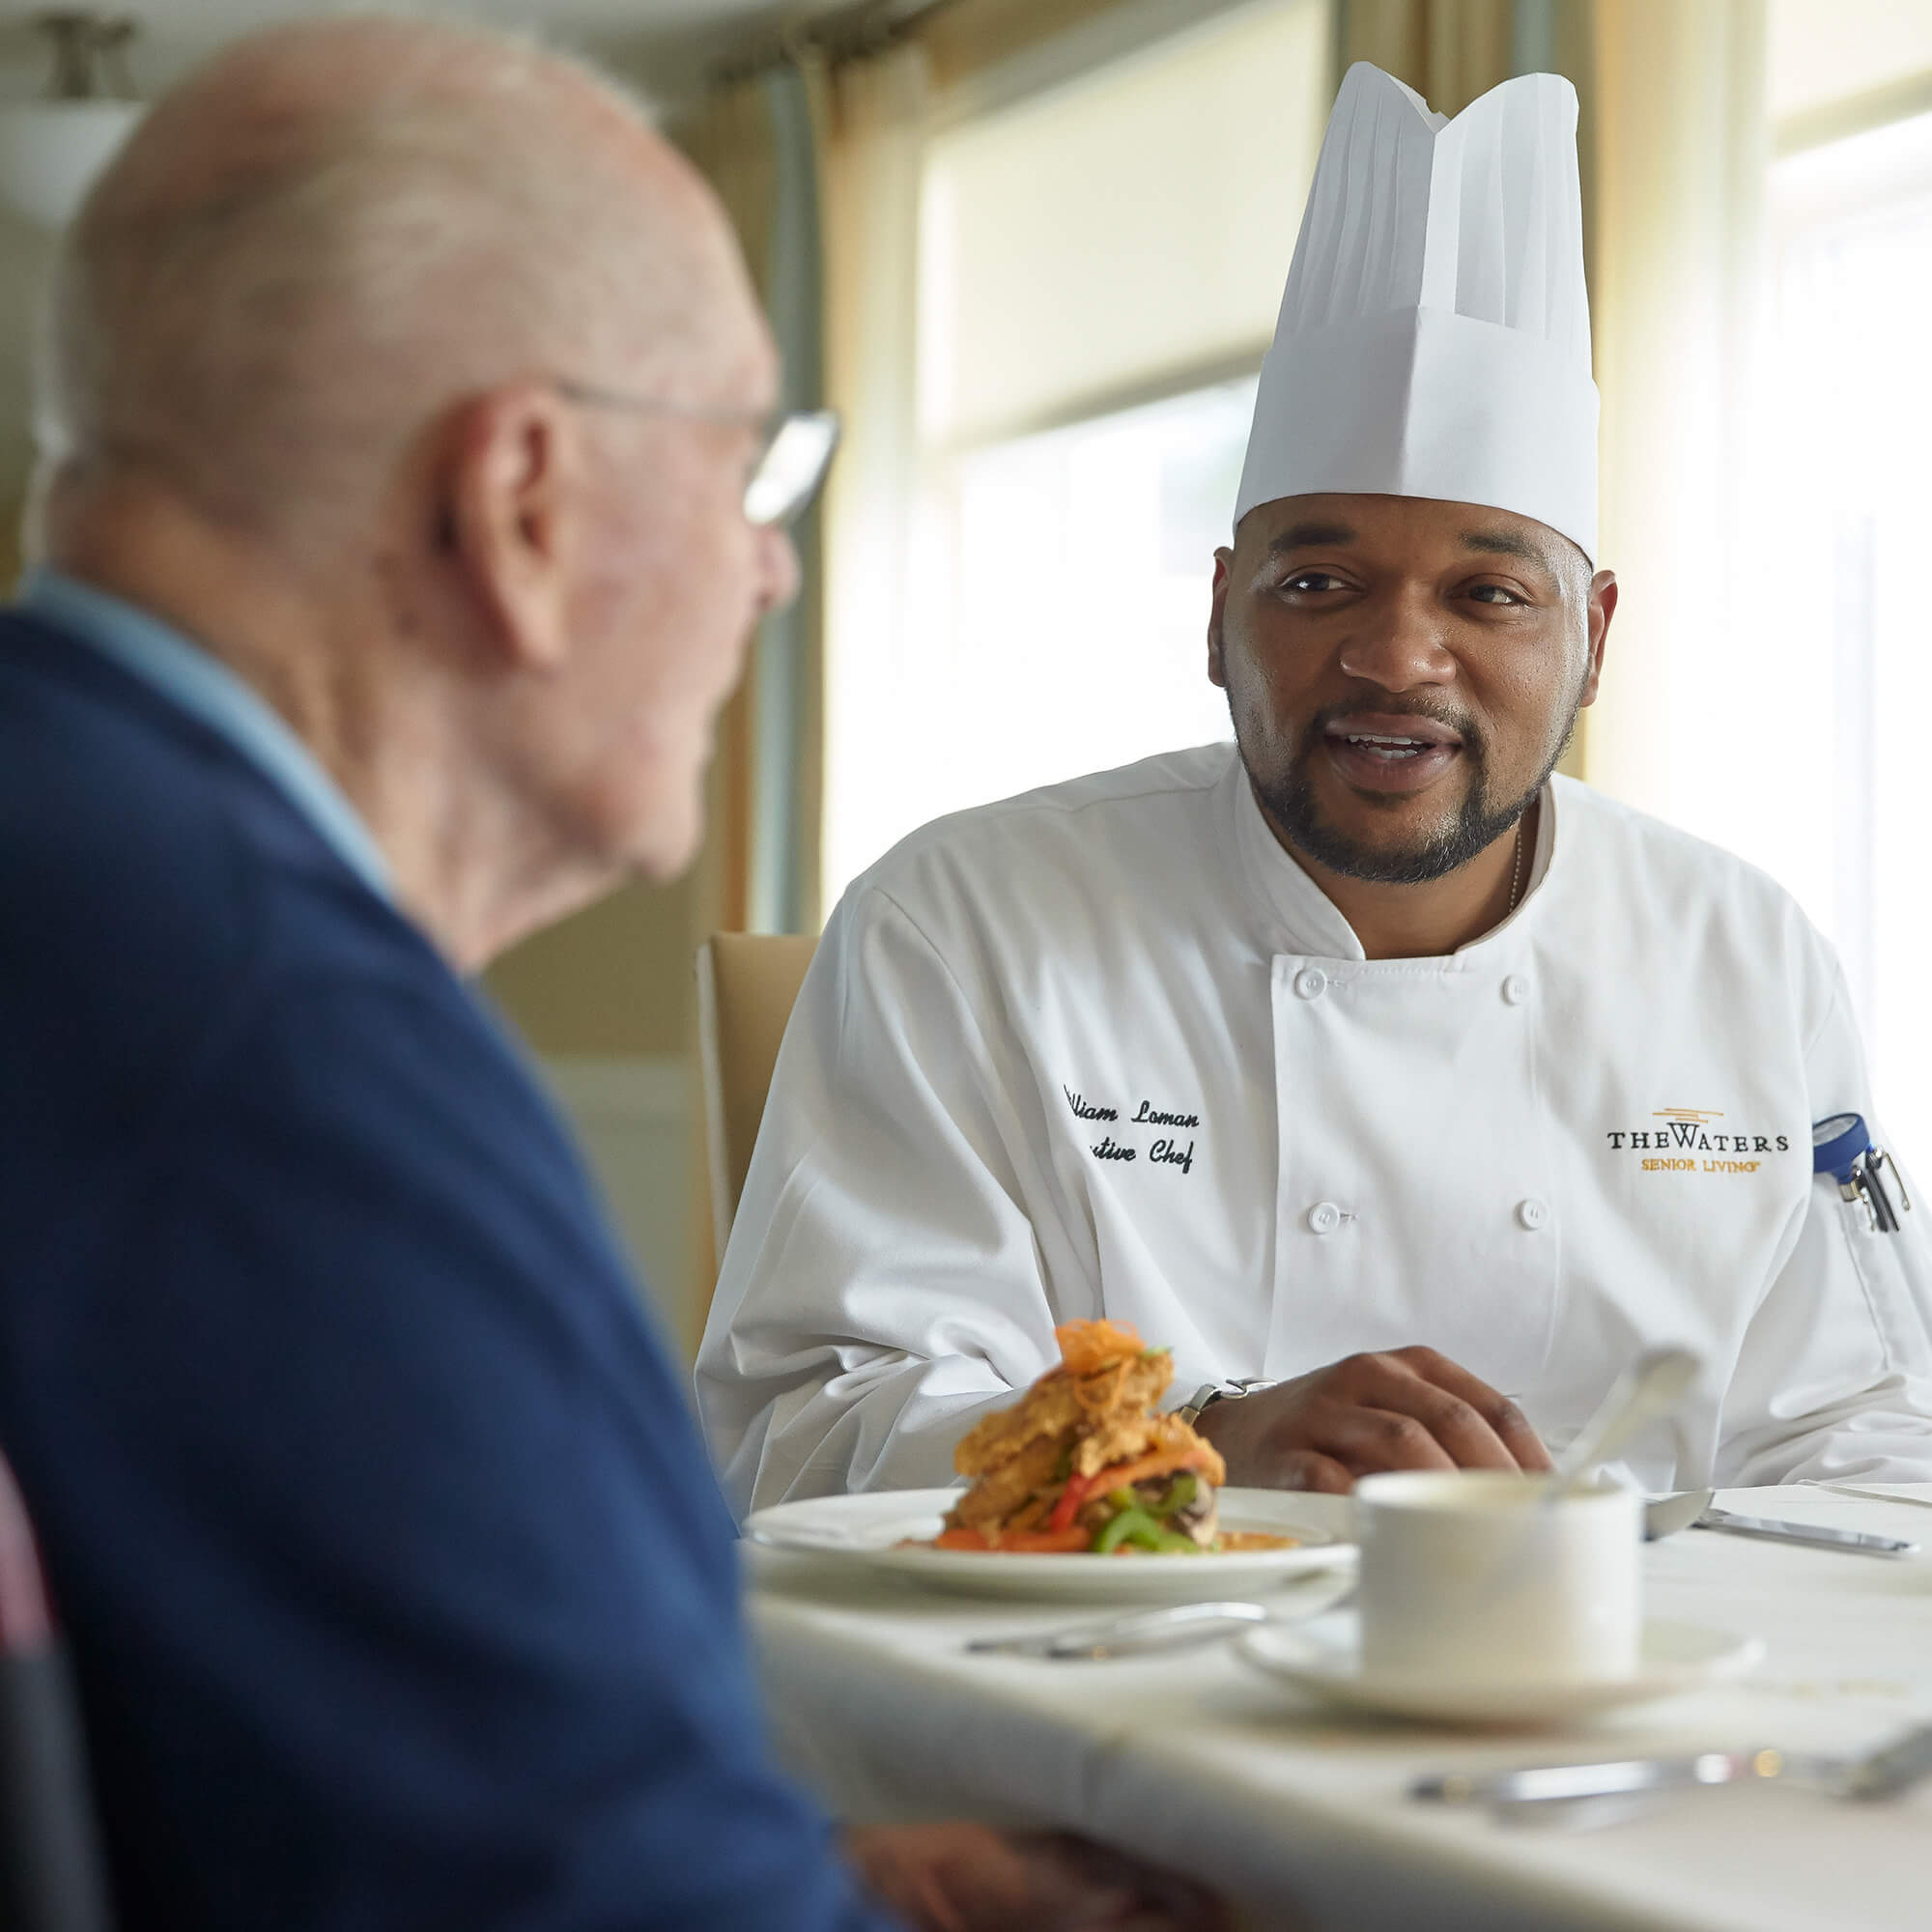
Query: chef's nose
1335 588 1456 691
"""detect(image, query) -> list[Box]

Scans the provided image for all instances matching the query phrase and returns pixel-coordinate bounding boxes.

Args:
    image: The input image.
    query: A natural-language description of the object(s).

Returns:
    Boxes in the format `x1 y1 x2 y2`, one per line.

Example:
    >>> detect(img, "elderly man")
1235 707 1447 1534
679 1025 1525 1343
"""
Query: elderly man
0 17 1222 1932
698 62 1932 1513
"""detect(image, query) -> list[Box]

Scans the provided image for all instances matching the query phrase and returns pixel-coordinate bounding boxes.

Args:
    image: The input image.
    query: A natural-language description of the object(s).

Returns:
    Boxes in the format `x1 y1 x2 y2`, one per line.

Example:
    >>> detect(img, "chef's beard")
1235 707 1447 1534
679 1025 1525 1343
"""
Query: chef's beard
1239 695 1581 887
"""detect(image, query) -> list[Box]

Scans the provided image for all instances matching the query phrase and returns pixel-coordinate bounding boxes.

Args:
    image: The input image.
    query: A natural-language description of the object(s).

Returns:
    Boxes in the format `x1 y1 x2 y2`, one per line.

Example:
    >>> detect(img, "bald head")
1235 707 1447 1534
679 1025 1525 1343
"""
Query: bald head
37 15 753 554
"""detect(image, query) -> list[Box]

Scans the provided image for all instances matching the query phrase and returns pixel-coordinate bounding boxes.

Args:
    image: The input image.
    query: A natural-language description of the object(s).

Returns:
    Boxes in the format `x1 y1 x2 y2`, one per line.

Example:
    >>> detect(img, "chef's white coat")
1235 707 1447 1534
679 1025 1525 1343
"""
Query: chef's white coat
696 745 1932 1515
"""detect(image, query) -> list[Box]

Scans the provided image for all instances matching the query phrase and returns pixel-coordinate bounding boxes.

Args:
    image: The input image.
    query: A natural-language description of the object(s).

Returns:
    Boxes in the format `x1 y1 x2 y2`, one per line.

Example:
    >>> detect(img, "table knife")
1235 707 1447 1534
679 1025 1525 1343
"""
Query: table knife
1693 1506 1917 1557
965 1600 1272 1659
1799 1480 1932 1512
1834 1720 1932 1800
1412 1748 1828 1807
1413 1722 1932 1809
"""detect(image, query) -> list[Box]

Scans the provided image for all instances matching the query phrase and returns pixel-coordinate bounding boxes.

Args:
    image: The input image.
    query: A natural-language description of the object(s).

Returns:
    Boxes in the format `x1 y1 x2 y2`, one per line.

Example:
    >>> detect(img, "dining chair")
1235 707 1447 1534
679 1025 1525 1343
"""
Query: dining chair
0 1451 114 1932
695 931 818 1264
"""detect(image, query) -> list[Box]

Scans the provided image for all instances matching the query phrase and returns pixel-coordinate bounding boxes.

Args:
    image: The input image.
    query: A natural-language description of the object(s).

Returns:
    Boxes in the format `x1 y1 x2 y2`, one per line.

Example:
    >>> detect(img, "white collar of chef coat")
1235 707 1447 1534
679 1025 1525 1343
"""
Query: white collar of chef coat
1224 746 1556 962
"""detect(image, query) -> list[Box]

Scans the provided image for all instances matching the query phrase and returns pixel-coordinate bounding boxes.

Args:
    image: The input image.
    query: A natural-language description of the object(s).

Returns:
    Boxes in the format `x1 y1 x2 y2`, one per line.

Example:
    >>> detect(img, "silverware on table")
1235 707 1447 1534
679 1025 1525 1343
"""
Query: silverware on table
1694 1506 1916 1557
1413 1720 1932 1813
1642 1488 1714 1540
1643 1488 1918 1556
1800 1479 1932 1512
964 1585 1365 1661
966 1600 1273 1660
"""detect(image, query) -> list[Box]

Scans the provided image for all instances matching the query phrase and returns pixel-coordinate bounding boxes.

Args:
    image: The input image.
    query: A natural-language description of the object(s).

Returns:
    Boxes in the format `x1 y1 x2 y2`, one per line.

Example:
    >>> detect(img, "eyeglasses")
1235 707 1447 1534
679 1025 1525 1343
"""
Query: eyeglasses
553 378 839 528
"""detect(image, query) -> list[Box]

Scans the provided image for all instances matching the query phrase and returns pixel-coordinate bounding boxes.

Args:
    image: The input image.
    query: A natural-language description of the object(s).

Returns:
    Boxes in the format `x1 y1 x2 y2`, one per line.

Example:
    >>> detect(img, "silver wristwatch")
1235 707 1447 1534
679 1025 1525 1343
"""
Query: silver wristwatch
1176 1378 1278 1428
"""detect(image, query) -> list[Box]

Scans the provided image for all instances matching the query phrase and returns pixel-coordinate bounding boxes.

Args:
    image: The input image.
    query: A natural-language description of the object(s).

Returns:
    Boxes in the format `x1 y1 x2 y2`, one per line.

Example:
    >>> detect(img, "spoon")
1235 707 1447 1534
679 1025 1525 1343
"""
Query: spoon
1642 1487 1714 1541
1543 1346 1702 1500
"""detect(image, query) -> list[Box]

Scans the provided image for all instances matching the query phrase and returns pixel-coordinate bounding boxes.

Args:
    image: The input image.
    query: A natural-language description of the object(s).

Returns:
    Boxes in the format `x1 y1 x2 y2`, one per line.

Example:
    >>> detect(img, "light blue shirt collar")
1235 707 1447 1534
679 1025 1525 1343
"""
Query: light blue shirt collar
16 568 393 902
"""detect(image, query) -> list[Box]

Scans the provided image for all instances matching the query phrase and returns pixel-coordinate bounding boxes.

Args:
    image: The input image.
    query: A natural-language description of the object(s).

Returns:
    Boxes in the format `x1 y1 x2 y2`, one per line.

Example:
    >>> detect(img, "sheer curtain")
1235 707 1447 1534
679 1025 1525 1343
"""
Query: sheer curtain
1587 1 1769 833
818 41 930 912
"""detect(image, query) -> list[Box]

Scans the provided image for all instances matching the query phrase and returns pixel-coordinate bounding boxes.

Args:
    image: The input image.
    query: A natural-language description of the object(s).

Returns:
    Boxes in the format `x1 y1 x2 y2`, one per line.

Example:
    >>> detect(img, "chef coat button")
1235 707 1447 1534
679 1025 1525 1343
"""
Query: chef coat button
1502 974 1530 1006
1306 1201 1343 1236
1293 968 1327 1001
1516 1197 1549 1231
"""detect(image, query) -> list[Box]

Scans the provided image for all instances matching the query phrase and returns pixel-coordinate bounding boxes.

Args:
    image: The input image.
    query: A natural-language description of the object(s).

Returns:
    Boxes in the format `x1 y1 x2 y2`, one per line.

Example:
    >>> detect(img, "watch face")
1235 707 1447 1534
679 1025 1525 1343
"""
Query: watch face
1813 1113 1862 1147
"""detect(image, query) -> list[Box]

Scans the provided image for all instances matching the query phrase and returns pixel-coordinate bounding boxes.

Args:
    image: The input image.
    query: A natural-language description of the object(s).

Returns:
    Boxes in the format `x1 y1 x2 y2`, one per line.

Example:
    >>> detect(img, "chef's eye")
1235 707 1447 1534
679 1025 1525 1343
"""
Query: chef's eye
1281 571 1348 595
1467 582 1526 606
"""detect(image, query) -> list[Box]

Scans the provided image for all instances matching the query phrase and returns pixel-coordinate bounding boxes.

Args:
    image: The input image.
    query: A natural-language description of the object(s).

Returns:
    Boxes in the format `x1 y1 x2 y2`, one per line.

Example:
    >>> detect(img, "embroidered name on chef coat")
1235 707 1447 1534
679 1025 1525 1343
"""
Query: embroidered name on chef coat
1606 1108 1790 1176
1063 1085 1199 1175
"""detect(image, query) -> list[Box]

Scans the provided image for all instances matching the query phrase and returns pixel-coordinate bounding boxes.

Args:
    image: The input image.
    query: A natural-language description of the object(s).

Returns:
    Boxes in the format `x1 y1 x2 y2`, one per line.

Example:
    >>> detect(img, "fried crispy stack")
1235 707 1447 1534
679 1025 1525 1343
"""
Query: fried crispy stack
946 1320 1226 1539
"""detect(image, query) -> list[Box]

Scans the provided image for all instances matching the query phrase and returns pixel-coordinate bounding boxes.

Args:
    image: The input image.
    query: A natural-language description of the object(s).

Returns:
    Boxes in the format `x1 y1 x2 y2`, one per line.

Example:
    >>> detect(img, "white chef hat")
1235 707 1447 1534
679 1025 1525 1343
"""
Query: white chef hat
1234 61 1598 563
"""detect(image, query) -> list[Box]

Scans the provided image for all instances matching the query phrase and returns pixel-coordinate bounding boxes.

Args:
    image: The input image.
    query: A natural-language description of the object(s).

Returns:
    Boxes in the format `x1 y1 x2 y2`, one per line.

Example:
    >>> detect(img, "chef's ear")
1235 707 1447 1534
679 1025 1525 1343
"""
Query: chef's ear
1578 569 1617 706
1208 547 1233 688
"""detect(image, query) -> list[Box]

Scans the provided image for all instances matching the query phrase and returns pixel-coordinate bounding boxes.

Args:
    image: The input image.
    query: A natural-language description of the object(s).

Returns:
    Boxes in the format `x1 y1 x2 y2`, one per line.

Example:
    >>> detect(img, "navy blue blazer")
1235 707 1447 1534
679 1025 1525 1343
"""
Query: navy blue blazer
0 608 893 1931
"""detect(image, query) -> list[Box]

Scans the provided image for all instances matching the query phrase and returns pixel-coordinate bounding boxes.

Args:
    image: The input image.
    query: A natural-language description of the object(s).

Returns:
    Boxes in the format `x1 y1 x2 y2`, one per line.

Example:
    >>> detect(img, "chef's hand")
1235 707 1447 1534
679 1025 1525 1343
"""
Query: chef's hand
842 1822 1236 1931
1193 1347 1550 1492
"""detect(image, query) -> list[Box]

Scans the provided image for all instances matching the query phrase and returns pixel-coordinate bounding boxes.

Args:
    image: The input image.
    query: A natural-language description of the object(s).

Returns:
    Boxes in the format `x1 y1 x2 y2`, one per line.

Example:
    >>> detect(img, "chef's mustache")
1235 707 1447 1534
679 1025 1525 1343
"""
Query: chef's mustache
1299 696 1488 761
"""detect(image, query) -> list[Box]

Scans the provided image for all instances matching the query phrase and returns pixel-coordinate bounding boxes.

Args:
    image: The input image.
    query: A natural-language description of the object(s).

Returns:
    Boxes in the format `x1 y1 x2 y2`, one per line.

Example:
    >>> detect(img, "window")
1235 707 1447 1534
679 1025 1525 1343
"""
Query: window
821 0 1327 902
1760 108 1932 1161
900 375 1255 833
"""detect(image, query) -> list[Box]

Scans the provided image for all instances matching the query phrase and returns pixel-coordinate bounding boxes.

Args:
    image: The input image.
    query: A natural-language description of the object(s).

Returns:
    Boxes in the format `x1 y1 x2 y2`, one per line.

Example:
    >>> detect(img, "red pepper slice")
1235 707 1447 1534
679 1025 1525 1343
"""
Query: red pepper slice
1045 1470 1100 1532
1046 1447 1215 1534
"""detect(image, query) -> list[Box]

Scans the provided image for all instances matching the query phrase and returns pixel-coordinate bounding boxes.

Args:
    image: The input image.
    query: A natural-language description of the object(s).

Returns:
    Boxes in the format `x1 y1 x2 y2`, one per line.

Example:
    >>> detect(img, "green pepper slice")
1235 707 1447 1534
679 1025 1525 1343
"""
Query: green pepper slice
1092 1506 1160 1553
1149 1471 1198 1520
1092 1506 1206 1555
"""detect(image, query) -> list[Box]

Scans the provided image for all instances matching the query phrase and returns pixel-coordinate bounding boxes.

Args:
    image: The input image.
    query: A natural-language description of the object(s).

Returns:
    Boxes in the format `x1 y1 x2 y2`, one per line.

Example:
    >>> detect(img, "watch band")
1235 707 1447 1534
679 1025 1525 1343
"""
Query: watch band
1176 1378 1279 1430
1175 1383 1225 1429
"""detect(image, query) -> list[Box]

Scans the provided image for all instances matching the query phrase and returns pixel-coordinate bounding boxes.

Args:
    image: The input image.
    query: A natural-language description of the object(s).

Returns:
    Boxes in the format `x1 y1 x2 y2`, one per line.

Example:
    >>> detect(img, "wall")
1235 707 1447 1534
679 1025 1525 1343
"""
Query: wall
486 877 703 1350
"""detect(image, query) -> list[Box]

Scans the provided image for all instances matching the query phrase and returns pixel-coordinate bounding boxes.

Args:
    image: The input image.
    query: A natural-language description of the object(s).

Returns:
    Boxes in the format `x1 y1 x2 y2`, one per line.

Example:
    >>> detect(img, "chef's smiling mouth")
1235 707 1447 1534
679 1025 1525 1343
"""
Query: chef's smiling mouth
1321 714 1463 766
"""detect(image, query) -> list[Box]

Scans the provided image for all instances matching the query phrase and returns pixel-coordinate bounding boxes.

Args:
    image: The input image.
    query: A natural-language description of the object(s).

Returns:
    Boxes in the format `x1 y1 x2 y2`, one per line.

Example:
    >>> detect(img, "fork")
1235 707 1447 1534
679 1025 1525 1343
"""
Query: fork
966 1577 1356 1660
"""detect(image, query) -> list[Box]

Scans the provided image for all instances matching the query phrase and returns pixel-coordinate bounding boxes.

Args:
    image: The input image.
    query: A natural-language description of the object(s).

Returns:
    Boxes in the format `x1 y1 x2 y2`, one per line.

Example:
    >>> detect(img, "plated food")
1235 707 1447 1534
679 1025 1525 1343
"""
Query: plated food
745 1487 1350 1603
927 1320 1293 1557
742 1322 1350 1600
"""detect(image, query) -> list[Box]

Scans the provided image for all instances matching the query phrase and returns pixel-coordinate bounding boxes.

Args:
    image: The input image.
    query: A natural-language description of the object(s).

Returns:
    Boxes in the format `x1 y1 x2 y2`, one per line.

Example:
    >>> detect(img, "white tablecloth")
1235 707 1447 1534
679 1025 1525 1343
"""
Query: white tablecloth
748 1484 1932 1931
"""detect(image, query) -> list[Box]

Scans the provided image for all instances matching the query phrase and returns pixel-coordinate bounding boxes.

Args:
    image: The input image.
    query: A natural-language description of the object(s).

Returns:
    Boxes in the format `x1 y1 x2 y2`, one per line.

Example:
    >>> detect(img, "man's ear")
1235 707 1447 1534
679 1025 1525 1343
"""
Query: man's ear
1208 546 1233 689
439 383 585 673
1579 568 1617 707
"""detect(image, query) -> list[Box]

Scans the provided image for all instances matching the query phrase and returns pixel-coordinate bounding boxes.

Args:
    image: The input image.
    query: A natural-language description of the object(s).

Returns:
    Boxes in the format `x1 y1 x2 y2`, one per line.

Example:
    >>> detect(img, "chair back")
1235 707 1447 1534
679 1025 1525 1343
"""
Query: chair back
0 1453 113 1932
695 932 817 1263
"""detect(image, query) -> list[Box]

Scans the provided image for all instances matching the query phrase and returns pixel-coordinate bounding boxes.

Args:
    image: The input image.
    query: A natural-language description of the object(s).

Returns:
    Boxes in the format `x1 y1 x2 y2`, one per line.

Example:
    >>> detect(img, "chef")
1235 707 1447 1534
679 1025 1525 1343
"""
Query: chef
696 62 1932 1513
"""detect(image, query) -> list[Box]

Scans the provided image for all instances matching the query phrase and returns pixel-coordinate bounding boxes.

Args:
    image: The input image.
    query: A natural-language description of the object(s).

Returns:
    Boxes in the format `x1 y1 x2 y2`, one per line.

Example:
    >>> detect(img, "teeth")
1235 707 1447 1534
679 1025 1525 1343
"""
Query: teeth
1345 734 1428 748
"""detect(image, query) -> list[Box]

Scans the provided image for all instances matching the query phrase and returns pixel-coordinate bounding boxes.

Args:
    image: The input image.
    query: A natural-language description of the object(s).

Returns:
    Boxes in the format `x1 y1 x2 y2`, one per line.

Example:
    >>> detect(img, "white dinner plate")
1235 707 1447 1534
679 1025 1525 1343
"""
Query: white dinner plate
1236 1615 1764 1725
744 1487 1355 1603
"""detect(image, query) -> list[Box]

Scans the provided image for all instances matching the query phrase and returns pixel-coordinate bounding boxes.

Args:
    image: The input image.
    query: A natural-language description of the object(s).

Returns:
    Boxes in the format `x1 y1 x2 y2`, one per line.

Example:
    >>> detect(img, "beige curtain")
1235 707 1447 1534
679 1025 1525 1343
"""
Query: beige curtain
816 41 930 902
922 0 1142 91
1341 0 1517 112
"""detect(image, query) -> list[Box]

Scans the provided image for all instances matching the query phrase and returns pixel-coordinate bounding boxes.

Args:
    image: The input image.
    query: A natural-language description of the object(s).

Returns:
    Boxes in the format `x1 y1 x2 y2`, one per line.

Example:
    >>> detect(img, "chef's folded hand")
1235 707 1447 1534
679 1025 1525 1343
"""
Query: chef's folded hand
1194 1346 1550 1492
843 1822 1236 1931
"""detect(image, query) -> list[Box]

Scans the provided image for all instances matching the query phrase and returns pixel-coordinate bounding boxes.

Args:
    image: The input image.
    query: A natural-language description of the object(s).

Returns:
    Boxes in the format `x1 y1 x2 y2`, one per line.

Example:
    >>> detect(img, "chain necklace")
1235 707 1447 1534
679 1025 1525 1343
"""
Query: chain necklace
1506 814 1528 914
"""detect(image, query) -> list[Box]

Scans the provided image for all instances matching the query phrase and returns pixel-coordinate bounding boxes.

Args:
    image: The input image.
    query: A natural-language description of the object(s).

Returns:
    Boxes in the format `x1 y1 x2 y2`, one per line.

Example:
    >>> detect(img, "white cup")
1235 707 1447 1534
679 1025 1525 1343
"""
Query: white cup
1353 1470 1642 1684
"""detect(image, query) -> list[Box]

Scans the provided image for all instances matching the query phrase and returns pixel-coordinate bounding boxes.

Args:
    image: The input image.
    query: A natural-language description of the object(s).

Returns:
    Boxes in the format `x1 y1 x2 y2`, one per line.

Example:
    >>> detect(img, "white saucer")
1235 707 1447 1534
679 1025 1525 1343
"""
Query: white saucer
1236 1616 1763 1725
